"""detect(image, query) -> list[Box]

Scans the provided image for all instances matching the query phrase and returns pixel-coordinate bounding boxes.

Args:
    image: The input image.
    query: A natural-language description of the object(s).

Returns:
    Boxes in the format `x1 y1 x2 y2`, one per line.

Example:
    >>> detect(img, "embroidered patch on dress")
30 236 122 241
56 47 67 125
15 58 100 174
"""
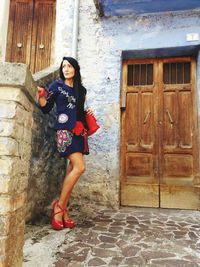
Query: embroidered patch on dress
58 114 68 123
56 130 73 153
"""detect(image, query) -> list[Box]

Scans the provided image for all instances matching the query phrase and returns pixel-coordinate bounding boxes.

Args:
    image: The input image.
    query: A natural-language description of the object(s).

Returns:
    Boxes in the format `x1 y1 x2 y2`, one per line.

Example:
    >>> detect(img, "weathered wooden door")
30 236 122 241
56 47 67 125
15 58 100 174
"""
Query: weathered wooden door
121 57 200 209
6 0 55 73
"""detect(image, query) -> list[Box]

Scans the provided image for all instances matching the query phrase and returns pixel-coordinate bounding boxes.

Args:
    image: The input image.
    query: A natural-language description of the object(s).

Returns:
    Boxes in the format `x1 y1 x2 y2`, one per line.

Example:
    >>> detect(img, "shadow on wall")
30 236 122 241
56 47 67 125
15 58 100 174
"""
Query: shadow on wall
26 66 66 223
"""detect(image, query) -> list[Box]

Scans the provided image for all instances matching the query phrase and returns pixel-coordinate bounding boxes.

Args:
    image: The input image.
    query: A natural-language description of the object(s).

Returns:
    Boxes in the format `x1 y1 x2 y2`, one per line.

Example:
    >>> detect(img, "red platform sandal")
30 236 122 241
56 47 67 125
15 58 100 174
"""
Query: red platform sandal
51 200 64 230
63 209 75 229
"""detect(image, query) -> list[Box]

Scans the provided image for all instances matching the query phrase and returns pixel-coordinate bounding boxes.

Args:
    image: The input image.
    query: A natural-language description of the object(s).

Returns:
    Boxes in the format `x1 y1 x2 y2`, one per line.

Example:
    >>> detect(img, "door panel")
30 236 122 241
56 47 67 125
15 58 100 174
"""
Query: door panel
6 0 55 73
6 0 34 66
163 154 193 178
141 93 153 148
179 91 192 148
121 57 200 209
121 184 159 207
31 0 55 73
160 186 200 209
160 59 199 208
126 93 139 148
121 61 159 207
163 92 177 148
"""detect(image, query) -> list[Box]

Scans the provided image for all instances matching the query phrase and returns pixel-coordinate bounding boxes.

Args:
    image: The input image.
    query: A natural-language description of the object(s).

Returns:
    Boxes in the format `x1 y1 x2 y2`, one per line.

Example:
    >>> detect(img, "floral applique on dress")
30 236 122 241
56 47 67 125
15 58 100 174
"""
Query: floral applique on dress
56 130 73 152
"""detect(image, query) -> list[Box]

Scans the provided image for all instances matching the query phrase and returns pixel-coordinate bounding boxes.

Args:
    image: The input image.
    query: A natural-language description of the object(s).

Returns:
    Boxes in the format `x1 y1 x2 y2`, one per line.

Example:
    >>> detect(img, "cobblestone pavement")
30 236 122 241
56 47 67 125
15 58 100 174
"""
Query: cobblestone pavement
23 207 200 267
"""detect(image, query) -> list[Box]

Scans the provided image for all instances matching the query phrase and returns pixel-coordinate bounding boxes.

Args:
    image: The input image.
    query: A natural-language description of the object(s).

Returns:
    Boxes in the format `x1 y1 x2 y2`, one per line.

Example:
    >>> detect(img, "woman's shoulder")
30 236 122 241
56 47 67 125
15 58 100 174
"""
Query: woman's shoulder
49 79 63 92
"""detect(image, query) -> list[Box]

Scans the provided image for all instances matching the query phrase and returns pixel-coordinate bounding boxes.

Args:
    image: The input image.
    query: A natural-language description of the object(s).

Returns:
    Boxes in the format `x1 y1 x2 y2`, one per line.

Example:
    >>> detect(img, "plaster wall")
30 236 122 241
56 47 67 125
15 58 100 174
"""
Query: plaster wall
54 0 200 207
1 0 199 212
0 0 10 61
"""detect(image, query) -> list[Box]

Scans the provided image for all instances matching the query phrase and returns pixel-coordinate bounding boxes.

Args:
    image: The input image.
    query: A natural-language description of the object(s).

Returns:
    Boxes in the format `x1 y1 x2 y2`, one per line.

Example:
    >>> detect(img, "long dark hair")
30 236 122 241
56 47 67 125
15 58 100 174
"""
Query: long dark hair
59 57 86 122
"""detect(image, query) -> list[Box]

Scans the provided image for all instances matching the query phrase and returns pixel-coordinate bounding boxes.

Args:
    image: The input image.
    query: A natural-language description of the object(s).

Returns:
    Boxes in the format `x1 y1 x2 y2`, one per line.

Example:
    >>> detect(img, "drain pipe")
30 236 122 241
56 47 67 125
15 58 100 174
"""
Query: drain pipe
72 0 80 59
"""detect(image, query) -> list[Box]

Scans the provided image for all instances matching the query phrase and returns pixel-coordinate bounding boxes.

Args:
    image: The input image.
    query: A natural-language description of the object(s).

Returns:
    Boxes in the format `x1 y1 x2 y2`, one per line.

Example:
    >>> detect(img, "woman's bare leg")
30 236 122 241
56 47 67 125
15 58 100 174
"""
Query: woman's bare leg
53 152 85 221
63 160 73 219
66 160 73 175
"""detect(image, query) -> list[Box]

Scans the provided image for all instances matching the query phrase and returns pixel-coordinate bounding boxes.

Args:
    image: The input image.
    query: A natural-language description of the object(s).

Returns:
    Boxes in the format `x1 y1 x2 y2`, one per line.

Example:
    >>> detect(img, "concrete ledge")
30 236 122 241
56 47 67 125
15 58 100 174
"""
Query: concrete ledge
122 45 200 59
33 65 59 87
0 62 36 104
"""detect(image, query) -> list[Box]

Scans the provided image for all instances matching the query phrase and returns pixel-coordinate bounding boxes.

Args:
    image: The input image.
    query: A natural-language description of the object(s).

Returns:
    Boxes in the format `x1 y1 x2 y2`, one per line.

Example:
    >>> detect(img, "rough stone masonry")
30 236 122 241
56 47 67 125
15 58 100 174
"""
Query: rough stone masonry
0 62 34 267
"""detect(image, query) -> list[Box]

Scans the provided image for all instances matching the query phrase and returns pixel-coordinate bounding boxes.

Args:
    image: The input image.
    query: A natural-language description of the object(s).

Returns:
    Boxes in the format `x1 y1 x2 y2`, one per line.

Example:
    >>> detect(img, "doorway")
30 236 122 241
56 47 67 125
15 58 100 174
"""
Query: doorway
6 0 56 73
120 57 200 209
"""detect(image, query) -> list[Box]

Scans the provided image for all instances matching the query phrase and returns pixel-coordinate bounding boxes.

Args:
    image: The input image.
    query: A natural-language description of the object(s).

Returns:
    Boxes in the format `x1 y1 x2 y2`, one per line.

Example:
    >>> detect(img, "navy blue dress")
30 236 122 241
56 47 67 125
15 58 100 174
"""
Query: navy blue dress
40 79 89 157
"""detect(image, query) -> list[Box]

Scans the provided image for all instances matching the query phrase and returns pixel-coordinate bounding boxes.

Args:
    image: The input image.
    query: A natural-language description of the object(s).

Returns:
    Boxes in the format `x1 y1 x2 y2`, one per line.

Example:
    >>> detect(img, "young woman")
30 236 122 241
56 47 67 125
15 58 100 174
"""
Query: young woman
37 57 92 230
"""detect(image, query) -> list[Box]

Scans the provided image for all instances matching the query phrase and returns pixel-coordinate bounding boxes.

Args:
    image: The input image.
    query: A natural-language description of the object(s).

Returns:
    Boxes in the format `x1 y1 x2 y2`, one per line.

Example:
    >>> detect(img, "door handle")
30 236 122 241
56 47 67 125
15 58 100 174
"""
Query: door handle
143 111 151 124
17 43 22 48
166 109 174 124
39 44 45 49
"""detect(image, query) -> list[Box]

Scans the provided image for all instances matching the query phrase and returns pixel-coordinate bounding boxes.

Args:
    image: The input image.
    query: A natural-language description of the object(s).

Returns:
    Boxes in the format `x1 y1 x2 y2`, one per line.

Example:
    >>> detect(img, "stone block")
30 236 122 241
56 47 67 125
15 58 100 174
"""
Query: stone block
12 174 29 195
0 215 11 237
0 237 6 257
0 87 32 111
0 176 10 194
0 197 13 215
0 62 36 103
0 137 19 156
33 65 59 87
0 157 29 176
0 120 25 141
14 159 29 175
0 101 17 119
0 158 13 175
0 120 14 138
22 127 32 144
0 119 32 144
2 208 25 267
0 174 29 195
18 142 31 161
0 257 6 267
0 192 26 215
0 156 30 194
16 104 33 128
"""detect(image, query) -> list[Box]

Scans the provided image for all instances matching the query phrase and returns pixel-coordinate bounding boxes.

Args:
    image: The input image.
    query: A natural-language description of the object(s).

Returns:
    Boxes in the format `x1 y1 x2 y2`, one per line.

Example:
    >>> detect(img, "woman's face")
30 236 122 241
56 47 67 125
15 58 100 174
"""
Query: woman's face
62 60 75 80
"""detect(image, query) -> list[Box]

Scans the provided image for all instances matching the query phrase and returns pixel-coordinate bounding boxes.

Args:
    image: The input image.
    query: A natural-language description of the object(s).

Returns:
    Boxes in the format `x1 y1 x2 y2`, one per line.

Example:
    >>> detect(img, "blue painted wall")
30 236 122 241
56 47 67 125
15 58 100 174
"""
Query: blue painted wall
98 11 200 54
99 0 200 16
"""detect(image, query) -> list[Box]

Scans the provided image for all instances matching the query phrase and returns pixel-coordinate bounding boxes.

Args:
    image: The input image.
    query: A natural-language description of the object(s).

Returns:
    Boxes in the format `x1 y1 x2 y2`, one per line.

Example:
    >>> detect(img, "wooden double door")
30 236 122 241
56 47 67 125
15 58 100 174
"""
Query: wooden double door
6 0 56 73
121 57 200 209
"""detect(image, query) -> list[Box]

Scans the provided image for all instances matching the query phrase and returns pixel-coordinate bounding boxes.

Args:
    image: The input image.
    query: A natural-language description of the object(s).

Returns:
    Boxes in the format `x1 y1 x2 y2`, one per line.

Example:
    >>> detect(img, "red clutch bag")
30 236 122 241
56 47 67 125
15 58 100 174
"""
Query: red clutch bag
85 112 100 136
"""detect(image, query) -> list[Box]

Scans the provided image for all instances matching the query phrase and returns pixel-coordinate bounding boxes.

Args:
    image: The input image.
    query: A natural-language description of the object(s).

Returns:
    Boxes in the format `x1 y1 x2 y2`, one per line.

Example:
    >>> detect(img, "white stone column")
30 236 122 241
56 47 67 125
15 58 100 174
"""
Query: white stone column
0 0 10 61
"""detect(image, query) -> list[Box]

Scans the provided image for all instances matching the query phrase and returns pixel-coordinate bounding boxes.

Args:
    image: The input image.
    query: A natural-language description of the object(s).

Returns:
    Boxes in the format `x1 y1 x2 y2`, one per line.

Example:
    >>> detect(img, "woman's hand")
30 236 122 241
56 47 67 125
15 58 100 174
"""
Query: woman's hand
85 107 94 116
37 87 47 106
37 87 46 98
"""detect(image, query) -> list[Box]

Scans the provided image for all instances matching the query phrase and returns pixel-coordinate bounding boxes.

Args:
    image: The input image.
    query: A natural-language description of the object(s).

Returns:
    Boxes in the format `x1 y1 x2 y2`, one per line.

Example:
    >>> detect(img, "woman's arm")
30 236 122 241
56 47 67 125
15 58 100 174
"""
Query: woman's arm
37 84 57 114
